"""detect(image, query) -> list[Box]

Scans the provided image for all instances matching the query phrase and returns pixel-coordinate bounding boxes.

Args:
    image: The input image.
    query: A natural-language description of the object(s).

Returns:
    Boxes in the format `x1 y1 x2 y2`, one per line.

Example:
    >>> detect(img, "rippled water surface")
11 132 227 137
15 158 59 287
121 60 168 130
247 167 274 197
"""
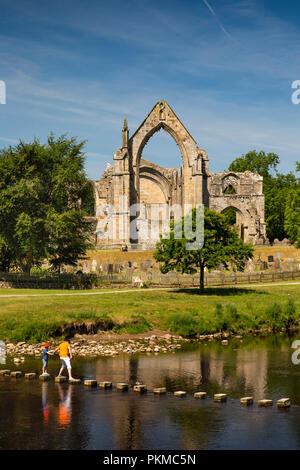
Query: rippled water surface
1 333 300 449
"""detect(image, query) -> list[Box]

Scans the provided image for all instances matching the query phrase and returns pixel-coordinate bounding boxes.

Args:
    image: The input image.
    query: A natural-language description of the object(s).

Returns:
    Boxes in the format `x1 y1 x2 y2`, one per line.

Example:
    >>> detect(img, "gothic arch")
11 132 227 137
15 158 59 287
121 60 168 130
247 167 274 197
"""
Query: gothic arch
130 102 199 171
139 165 171 202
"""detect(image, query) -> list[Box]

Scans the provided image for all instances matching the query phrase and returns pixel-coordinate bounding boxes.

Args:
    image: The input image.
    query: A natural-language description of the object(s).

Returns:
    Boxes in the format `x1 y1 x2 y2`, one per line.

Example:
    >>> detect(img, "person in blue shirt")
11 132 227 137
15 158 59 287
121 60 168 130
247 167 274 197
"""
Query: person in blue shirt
42 342 50 375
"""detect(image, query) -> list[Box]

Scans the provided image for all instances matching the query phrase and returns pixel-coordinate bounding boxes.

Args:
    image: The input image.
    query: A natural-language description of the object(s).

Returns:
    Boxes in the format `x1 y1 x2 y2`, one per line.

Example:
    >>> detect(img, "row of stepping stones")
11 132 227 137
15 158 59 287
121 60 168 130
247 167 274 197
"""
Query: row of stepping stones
0 370 291 408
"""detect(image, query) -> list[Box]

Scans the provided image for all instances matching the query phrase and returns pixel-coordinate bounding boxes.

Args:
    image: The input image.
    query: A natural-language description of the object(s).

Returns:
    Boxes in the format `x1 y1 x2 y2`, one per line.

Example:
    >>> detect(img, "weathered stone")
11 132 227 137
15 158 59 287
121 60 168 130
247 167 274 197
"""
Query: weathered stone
258 399 273 407
194 392 207 399
174 391 186 397
39 374 50 381
116 382 128 391
214 393 227 402
99 381 112 389
0 369 10 376
133 384 147 393
240 397 253 406
84 379 98 387
11 371 23 378
92 100 267 250
277 398 291 409
55 376 67 383
25 373 37 380
69 378 81 384
153 387 167 395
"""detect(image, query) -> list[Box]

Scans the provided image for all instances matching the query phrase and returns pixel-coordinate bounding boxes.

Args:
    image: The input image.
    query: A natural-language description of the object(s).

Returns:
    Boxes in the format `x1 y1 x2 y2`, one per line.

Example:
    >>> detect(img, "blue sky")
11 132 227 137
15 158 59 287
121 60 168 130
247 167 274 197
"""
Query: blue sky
0 0 300 178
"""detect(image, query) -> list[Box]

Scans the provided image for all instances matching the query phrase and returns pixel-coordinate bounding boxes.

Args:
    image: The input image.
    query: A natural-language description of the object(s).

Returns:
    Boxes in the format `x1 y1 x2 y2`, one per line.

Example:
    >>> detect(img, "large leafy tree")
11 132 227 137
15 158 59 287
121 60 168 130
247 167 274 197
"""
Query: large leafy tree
0 134 95 273
285 162 300 248
229 150 297 242
154 207 254 293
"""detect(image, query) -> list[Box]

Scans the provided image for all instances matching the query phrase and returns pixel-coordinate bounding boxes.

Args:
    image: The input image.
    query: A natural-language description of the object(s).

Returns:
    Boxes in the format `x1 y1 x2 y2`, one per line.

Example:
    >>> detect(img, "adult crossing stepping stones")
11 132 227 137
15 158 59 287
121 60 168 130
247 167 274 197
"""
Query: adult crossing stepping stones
194 392 207 399
99 381 112 389
84 379 98 387
214 393 227 403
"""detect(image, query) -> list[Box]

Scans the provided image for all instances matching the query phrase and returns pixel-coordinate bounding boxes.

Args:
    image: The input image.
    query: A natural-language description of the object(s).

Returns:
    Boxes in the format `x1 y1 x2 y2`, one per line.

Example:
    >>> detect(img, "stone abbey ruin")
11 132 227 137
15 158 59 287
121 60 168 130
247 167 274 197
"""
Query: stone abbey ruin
91 101 266 250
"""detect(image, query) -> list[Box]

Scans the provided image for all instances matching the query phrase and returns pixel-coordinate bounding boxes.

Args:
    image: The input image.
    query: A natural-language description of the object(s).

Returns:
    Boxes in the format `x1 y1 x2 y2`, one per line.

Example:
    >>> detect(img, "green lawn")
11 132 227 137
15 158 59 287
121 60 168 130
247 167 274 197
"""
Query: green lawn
0 283 299 342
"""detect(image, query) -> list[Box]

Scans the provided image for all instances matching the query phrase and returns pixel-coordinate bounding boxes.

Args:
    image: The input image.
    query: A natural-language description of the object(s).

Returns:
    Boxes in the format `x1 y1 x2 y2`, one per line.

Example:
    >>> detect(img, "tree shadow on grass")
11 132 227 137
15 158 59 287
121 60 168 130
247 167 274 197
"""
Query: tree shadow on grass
172 287 268 296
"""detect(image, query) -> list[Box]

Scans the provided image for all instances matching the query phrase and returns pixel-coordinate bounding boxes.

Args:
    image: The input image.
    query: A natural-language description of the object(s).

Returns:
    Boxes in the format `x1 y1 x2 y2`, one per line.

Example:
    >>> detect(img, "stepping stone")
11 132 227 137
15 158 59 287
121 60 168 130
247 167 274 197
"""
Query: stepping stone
11 371 23 378
153 387 167 395
133 384 147 393
84 379 98 387
214 393 227 403
277 398 290 409
39 374 50 381
194 392 207 399
258 399 273 407
0 370 10 376
55 376 67 383
240 397 253 406
99 381 112 389
69 378 81 384
116 383 128 391
25 373 37 380
174 391 186 397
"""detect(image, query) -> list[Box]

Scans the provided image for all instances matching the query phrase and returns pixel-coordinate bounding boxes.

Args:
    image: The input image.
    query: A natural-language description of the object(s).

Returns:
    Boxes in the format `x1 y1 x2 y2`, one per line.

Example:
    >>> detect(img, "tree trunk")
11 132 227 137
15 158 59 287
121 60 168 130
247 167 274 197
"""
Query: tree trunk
199 264 205 293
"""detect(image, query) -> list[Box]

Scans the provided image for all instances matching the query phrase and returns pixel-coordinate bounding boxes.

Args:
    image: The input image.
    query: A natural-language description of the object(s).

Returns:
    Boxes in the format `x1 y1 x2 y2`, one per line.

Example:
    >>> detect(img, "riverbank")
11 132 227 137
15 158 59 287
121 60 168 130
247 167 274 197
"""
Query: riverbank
4 327 284 359
0 283 299 345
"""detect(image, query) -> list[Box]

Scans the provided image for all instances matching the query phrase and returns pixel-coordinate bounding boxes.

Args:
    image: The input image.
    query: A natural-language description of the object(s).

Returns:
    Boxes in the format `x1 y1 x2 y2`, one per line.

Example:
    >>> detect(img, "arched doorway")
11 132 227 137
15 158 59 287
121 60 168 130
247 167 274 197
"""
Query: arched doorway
221 206 245 241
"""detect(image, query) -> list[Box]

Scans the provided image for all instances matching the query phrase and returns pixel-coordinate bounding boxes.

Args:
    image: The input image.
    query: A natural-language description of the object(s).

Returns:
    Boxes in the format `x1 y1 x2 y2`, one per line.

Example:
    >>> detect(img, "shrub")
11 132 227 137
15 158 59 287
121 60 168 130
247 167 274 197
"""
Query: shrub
167 312 199 337
266 303 283 332
284 298 298 329
214 303 229 332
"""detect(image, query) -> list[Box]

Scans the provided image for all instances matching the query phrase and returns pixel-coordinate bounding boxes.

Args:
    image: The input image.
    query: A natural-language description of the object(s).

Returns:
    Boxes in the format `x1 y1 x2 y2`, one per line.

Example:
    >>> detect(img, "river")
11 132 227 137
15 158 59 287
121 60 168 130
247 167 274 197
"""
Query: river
1 333 300 450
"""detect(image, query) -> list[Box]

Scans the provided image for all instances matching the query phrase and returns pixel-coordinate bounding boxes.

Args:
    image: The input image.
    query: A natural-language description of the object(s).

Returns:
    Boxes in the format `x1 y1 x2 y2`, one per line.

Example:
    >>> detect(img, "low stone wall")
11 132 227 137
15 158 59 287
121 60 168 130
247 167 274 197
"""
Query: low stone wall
0 273 99 290
0 268 299 290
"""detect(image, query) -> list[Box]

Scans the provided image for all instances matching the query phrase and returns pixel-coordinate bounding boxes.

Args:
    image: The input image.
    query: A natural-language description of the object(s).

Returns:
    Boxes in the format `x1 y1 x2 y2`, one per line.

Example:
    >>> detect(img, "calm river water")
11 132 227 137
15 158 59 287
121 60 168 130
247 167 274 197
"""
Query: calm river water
1 333 300 450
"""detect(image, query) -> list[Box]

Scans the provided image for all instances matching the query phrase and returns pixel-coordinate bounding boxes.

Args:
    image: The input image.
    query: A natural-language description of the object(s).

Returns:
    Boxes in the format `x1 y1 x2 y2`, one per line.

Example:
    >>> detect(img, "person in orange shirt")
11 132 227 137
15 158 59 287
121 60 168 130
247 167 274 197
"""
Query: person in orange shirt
54 339 74 380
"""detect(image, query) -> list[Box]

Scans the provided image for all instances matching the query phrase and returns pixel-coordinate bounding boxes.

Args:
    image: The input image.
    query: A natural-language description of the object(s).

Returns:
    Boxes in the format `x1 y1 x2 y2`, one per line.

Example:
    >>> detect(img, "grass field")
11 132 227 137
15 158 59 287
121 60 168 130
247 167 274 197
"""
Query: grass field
0 283 299 343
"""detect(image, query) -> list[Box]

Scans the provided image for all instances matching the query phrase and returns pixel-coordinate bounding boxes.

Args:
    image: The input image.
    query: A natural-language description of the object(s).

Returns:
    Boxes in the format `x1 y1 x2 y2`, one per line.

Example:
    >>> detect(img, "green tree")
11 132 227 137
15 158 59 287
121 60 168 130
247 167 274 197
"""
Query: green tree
285 162 300 247
0 134 95 272
154 207 254 293
228 150 279 178
0 237 14 272
229 150 297 242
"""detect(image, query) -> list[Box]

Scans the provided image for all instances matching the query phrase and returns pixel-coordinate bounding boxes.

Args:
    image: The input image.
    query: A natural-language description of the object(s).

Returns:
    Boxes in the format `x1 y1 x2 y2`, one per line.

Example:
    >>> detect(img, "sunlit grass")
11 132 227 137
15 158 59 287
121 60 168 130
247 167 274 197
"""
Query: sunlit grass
0 284 299 342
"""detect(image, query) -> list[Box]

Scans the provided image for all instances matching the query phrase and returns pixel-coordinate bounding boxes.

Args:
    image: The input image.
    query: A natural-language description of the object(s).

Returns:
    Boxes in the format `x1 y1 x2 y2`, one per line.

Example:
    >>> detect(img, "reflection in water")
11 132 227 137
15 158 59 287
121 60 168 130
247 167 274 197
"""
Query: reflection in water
1 333 300 449
57 385 72 429
42 383 49 424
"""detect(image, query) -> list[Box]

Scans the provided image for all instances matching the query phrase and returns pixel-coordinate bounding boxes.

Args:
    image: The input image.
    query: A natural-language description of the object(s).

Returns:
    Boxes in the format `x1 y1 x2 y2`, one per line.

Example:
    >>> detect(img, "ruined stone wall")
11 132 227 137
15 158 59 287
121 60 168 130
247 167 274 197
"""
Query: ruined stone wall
91 101 267 249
